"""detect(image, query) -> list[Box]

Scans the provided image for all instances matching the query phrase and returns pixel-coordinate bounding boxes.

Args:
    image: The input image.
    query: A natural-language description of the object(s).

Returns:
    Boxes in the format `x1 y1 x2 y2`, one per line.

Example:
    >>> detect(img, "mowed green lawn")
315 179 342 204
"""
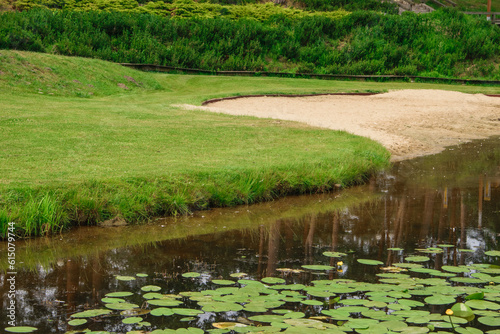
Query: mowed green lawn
2 50 499 236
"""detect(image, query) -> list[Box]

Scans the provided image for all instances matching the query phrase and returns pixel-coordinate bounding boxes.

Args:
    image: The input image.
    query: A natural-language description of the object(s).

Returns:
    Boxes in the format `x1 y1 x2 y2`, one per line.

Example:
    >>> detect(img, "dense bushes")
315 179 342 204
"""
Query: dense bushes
1 7 499 79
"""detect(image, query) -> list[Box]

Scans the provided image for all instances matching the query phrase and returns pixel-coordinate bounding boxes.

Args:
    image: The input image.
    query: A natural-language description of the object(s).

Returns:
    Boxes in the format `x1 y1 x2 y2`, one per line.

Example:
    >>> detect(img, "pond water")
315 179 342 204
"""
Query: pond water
1 137 499 333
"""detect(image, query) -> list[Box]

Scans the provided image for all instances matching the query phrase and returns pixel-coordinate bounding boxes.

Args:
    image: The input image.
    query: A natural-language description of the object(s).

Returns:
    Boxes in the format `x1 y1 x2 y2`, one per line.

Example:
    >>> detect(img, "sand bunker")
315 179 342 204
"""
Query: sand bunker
180 89 500 161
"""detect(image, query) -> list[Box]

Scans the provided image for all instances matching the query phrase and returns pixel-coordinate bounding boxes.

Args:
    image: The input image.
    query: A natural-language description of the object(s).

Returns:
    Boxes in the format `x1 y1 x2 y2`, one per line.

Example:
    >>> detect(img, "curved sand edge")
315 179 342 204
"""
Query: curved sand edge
177 89 500 161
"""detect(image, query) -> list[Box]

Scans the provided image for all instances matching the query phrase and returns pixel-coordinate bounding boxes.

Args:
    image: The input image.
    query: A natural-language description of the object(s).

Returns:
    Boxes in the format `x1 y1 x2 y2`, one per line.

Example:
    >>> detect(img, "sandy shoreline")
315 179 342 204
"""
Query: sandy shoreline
181 89 500 161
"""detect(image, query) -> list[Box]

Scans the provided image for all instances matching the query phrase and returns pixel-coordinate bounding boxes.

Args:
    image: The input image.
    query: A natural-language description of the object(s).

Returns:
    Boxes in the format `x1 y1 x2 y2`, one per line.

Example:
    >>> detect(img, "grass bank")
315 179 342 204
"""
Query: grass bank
1 50 499 238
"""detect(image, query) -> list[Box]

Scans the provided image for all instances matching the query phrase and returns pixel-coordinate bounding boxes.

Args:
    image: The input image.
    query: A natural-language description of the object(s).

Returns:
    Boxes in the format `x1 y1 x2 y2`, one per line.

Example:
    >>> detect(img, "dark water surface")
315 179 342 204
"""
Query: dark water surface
1 137 499 333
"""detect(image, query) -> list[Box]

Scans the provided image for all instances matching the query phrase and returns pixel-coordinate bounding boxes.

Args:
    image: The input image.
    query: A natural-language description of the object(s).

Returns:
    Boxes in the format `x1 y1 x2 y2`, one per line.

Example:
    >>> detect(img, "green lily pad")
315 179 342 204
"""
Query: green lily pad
458 249 475 253
323 251 347 257
424 295 456 305
150 307 174 316
261 277 286 284
301 299 324 306
451 302 475 319
478 316 500 326
106 291 133 297
441 266 470 273
116 275 136 281
387 248 403 251
357 259 384 266
148 299 182 307
71 309 112 318
141 285 161 292
173 308 204 316
143 292 164 300
212 280 235 286
344 318 380 329
466 292 485 300
455 327 484 334
437 244 454 248
321 309 350 320
101 297 125 303
405 256 430 262
68 319 87 326
105 302 140 310
122 316 143 324
182 272 201 278
301 265 334 271
249 315 285 323
465 300 500 310
136 273 148 277
4 327 38 333
485 251 500 257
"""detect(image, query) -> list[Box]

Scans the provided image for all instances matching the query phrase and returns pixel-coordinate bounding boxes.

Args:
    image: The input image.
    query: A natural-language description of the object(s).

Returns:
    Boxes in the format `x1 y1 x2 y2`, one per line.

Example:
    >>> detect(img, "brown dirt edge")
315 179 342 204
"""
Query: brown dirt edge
202 93 378 106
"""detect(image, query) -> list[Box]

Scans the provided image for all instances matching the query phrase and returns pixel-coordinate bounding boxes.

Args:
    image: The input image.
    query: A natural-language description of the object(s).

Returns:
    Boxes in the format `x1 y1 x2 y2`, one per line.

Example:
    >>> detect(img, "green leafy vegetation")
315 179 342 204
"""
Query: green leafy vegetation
57 246 500 333
1 7 499 79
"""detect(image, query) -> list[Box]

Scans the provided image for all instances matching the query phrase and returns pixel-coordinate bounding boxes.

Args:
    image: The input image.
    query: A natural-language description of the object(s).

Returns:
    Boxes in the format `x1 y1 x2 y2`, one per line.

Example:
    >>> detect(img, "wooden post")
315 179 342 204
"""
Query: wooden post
487 0 492 20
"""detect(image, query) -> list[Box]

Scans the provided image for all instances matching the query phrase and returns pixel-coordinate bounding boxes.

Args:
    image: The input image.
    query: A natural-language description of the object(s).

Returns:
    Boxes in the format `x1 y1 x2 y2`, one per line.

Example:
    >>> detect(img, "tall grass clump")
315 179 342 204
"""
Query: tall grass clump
15 194 69 236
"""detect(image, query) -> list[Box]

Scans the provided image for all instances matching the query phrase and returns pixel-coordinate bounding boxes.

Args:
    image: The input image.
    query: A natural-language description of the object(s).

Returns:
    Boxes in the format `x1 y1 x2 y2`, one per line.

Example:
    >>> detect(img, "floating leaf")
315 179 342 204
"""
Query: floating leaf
68 319 87 326
478 316 500 326
101 297 125 303
450 303 475 321
230 273 247 278
182 272 201 278
4 327 38 333
212 280 235 286
387 248 403 251
301 265 334 271
424 295 456 305
148 299 182 307
136 273 148 277
323 251 346 257
106 291 133 298
357 259 384 266
261 277 286 284
106 302 139 310
465 300 500 310
455 327 484 334
173 308 204 316
441 266 470 273
71 309 112 318
437 244 454 248
405 256 430 263
143 292 163 300
116 275 136 281
150 307 174 316
466 292 485 301
485 251 500 257
141 285 161 292
458 249 475 253
122 317 142 324
301 300 324 306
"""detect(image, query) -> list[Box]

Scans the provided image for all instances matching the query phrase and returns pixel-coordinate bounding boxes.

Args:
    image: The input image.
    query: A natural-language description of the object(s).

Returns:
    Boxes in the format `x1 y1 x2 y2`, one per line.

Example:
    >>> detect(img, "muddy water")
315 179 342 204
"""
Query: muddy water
0 137 499 332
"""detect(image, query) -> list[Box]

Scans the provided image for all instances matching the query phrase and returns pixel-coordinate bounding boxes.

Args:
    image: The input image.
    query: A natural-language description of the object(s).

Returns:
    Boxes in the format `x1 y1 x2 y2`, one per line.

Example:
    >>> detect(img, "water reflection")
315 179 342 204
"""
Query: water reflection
1 137 499 332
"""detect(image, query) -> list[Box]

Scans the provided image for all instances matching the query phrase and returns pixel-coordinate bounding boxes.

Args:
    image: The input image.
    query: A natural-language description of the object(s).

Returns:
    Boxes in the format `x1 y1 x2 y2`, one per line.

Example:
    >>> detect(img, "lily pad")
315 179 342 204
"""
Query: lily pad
323 251 347 257
182 272 201 278
122 316 143 324
68 319 87 326
478 316 500 326
262 277 286 284
121 308 150 316
485 251 500 257
136 273 148 277
116 275 136 281
424 295 456 305
141 285 162 292
465 300 500 310
357 259 384 266
405 256 430 262
105 302 140 310
301 265 334 271
150 307 174 316
212 280 235 286
106 291 133 297
173 308 204 316
148 299 182 307
71 309 112 318
4 327 38 333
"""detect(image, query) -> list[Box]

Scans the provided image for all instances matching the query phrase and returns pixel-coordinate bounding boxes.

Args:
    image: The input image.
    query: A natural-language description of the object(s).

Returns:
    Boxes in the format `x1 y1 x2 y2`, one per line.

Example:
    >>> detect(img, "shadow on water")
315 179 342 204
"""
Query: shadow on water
0 136 499 333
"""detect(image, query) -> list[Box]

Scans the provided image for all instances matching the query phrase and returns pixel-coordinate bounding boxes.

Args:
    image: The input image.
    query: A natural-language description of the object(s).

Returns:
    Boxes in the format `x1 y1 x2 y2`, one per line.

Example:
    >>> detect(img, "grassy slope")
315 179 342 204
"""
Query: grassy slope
1 50 499 237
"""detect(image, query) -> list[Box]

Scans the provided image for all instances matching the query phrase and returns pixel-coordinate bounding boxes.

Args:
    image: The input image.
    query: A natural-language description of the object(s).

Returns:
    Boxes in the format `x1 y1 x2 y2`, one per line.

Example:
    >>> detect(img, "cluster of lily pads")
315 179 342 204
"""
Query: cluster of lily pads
6 248 500 334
